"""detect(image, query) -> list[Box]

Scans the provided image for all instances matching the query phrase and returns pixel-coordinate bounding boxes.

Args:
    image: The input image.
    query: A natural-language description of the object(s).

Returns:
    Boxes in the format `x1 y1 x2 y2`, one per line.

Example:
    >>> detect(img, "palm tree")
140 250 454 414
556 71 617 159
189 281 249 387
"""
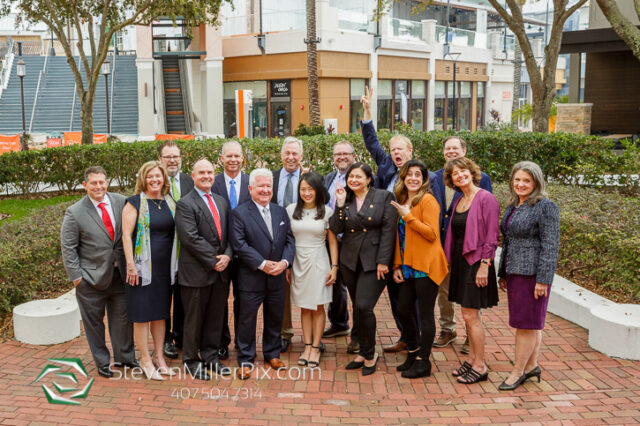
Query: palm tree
306 0 321 126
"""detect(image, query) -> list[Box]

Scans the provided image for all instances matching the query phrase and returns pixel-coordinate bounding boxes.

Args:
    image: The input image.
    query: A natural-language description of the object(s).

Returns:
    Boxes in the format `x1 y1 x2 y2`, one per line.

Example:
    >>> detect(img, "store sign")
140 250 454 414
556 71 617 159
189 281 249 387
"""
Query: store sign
271 80 290 98
502 91 512 99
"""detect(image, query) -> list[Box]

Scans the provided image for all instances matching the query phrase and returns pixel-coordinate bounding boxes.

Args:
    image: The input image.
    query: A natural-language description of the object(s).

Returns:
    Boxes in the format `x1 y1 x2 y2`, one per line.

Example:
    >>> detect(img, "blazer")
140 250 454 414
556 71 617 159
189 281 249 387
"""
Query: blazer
323 170 338 190
329 188 397 272
60 193 127 290
432 167 493 246
498 198 560 285
361 120 442 205
230 201 296 292
212 172 251 207
175 189 233 287
444 189 500 267
177 171 195 198
393 193 449 285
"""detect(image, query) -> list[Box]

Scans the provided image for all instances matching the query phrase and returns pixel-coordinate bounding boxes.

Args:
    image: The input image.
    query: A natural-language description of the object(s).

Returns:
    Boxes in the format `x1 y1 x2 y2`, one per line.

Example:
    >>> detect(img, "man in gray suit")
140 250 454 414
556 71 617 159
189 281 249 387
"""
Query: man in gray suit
61 166 135 378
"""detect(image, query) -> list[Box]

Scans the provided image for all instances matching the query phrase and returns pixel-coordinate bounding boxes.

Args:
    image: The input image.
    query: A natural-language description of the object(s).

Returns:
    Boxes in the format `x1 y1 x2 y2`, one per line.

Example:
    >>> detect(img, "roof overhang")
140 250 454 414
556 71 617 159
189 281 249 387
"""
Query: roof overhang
560 26 640 54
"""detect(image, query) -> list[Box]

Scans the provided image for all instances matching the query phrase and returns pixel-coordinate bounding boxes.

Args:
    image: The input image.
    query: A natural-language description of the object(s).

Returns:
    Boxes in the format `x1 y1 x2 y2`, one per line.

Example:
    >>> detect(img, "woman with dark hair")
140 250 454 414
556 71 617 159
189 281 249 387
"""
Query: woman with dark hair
329 162 397 376
443 157 500 384
391 160 448 378
286 171 339 368
497 161 559 390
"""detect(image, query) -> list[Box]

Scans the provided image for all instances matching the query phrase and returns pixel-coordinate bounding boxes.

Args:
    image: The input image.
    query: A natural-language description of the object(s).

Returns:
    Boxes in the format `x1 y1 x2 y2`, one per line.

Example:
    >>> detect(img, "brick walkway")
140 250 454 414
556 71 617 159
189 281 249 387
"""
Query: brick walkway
1 289 639 425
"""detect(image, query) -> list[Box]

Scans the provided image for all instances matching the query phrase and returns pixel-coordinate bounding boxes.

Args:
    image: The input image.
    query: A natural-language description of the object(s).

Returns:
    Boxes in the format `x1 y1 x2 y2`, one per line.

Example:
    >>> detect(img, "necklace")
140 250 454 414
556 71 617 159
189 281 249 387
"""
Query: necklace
149 198 163 210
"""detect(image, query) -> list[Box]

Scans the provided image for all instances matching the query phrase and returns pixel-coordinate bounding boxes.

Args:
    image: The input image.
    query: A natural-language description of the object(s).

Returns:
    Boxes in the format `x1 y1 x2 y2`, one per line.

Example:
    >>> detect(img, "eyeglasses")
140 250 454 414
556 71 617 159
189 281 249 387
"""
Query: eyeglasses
333 152 354 157
161 156 181 160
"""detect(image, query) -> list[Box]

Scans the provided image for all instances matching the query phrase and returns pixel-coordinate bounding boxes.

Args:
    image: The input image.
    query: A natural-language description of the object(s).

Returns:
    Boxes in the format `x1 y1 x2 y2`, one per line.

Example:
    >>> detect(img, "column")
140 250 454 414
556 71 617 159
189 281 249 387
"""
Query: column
135 24 156 139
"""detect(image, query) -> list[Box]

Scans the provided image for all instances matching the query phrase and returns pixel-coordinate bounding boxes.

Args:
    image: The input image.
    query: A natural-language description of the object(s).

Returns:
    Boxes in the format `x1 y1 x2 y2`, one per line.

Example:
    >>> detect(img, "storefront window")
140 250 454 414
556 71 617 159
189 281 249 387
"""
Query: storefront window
476 82 485 129
434 81 445 130
223 81 268 138
459 82 471 130
393 80 409 127
410 81 425 130
350 78 366 133
377 79 392 130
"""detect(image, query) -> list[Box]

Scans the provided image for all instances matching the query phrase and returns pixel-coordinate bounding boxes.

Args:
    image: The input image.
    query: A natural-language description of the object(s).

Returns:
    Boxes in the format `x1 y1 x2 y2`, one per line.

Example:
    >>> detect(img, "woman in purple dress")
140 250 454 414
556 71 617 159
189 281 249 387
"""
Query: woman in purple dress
497 161 559 391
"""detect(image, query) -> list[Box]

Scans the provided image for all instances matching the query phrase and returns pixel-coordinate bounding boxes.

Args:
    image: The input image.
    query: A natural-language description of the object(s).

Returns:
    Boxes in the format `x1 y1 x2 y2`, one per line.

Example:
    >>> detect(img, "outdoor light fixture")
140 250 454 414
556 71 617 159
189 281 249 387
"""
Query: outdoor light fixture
16 58 26 77
17 58 26 135
102 60 111 135
101 60 111 76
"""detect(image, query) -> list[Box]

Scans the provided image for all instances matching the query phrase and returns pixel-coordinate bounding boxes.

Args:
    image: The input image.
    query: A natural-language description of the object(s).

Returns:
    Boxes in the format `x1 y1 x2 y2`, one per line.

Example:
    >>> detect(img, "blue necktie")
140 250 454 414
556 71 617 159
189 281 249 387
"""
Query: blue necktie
229 179 238 210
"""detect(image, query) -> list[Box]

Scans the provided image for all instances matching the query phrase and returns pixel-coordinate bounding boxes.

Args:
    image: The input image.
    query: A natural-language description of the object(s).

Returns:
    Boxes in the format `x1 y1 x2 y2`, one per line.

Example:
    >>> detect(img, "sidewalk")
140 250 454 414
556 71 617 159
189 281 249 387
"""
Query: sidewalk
1 289 639 425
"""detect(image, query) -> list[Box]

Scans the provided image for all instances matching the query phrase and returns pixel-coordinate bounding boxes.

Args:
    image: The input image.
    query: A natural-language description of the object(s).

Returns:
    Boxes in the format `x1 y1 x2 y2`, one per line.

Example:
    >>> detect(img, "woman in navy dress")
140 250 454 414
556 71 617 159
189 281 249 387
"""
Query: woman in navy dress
122 161 178 380
497 161 559 390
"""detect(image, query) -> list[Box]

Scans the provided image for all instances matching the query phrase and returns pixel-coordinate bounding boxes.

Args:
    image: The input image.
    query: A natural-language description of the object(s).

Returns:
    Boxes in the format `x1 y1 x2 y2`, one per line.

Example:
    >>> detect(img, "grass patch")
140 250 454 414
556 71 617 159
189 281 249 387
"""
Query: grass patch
0 195 81 223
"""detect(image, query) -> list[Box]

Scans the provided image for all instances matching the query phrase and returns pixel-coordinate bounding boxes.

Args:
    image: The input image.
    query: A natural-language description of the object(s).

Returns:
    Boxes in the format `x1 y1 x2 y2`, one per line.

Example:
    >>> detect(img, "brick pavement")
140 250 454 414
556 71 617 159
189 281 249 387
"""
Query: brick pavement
1 289 639 425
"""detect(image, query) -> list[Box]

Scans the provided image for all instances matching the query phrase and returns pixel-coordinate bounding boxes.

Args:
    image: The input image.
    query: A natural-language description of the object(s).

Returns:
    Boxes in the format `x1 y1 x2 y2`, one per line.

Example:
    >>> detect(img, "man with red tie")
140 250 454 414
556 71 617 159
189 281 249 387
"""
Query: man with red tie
61 166 136 378
175 159 233 380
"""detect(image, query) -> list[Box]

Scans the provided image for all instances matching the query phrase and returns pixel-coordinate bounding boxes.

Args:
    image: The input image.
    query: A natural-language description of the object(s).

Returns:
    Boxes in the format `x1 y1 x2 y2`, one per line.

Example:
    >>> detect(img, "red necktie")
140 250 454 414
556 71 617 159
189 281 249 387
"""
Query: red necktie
98 202 115 240
205 194 222 240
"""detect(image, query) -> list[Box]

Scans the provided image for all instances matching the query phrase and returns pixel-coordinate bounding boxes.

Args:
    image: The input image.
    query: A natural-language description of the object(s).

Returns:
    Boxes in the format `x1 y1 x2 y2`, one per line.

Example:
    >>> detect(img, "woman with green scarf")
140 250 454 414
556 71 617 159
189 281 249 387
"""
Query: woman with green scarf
122 161 179 381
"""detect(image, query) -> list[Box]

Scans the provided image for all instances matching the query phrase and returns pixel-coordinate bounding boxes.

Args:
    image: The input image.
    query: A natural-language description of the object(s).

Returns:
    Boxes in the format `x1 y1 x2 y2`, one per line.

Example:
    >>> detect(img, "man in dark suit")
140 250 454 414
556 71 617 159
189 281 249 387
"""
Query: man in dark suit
231 168 295 380
175 159 233 381
322 140 359 354
158 141 194 359
270 136 303 353
360 86 441 353
212 140 251 360
431 136 492 353
61 166 136 378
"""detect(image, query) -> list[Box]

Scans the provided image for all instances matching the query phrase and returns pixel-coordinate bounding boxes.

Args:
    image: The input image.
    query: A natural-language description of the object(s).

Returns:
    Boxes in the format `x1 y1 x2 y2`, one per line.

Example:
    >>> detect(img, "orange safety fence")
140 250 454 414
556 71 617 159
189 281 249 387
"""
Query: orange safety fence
63 132 108 145
0 134 20 154
46 137 62 148
155 134 195 141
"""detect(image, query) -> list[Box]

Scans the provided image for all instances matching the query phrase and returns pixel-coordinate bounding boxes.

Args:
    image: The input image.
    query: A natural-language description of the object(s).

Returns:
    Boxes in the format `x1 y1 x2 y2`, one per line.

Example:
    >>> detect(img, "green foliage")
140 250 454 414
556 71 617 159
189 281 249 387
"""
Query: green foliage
0 194 81 222
494 183 640 302
293 123 327 137
512 103 533 126
0 201 74 315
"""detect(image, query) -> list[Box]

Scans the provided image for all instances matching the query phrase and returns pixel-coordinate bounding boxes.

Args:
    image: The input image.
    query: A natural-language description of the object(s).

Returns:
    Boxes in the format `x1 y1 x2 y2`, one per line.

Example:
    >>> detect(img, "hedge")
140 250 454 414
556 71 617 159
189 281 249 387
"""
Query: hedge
1 129 638 194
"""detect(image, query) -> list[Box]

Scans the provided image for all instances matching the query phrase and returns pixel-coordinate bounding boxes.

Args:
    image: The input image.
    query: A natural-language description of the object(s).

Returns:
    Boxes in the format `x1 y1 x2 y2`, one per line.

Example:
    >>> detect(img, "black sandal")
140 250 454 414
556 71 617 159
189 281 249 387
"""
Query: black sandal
298 343 311 366
452 361 472 377
457 367 488 384
308 345 321 368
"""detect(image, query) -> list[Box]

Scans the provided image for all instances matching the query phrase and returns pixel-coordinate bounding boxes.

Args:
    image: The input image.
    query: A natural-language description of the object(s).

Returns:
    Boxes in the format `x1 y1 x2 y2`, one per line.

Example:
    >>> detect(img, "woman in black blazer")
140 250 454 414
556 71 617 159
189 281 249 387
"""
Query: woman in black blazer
497 161 559 391
329 162 397 376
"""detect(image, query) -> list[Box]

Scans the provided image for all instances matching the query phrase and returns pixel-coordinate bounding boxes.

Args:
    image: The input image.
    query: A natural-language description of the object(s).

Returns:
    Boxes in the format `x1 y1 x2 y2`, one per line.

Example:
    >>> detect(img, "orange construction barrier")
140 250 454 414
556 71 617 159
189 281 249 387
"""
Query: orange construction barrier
0 134 20 154
63 132 108 145
46 137 62 148
155 134 195 141
93 134 107 144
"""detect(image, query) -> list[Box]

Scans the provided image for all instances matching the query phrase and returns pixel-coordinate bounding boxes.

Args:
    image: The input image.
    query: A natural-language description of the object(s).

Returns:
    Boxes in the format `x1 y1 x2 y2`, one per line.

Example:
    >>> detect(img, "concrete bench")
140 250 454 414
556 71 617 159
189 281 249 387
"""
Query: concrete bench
589 304 640 360
13 294 80 345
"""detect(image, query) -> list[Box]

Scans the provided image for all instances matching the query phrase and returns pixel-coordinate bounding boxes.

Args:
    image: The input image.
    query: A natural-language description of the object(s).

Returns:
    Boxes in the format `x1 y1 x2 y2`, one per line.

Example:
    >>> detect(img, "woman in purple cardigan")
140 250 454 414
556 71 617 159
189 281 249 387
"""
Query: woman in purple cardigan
443 157 500 384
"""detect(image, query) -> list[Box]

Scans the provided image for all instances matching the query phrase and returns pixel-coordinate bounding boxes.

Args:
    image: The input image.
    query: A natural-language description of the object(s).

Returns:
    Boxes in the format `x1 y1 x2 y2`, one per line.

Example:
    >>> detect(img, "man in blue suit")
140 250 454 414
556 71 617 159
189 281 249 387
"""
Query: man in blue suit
359 86 442 353
212 140 251 360
230 168 295 380
431 136 492 354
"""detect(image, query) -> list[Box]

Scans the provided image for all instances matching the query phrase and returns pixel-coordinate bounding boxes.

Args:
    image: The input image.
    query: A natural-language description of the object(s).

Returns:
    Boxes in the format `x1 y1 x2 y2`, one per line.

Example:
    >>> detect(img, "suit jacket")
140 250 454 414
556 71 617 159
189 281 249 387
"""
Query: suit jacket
329 188 397 272
444 189 500 267
175 189 233 287
361 120 442 205
60 193 127 290
433 167 492 246
230 201 295 292
323 170 338 190
498 198 560 285
212 172 251 207
177 172 194 199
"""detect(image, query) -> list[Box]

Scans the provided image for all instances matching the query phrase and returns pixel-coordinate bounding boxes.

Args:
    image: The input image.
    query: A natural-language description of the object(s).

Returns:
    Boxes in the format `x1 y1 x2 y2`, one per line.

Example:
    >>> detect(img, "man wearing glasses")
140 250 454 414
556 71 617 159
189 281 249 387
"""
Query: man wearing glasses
322 141 359 354
158 141 194 359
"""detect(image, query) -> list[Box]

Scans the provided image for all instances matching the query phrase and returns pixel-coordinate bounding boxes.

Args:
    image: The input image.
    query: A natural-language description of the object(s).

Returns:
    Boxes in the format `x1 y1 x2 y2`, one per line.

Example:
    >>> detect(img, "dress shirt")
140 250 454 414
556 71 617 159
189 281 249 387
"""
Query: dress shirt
252 200 289 271
386 172 399 192
277 167 300 207
89 194 116 230
195 187 220 219
223 172 242 199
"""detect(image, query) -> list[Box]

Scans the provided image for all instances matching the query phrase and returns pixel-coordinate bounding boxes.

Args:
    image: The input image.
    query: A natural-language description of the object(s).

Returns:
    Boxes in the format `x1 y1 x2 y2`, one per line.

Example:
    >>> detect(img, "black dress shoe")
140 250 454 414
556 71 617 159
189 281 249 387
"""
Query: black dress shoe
319 341 325 353
524 366 542 383
499 373 527 391
323 325 350 338
113 360 140 369
362 354 379 376
97 365 113 378
184 363 210 381
164 341 179 359
396 350 418 372
218 347 229 360
281 338 291 353
401 358 431 379
345 360 365 370
205 359 231 376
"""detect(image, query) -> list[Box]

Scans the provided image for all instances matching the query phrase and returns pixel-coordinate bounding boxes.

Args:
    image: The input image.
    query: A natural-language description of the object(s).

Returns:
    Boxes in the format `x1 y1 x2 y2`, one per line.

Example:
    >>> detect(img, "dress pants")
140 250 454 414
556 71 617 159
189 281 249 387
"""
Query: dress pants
180 280 228 369
436 272 457 333
75 267 134 368
340 262 386 360
397 276 439 360
165 282 184 346
386 274 421 342
236 285 286 365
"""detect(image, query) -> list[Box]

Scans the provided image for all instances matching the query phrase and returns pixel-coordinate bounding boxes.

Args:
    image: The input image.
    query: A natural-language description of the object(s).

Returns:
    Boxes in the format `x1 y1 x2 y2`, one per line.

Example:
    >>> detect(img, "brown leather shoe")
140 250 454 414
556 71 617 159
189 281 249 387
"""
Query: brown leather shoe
238 366 253 380
266 358 286 369
382 341 407 353
433 330 457 348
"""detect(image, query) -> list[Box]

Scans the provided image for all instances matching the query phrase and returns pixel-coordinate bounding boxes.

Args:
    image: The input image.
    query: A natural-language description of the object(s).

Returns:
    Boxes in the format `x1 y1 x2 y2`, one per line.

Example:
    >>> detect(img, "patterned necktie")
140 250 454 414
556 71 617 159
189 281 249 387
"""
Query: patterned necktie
171 177 180 201
98 202 114 240
229 179 238 210
284 173 294 207
205 194 222 240
262 207 273 238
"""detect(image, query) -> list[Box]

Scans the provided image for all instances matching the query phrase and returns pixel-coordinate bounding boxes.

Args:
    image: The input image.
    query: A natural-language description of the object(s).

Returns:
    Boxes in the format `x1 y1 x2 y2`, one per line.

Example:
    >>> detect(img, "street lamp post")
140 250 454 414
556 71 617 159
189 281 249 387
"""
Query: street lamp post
17 59 26 136
101 60 111 135
444 52 461 130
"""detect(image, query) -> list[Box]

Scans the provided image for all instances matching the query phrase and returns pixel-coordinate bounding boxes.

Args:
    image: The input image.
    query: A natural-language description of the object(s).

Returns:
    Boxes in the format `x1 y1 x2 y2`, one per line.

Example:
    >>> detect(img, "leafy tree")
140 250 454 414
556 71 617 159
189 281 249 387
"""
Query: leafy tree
0 0 229 144
594 0 640 61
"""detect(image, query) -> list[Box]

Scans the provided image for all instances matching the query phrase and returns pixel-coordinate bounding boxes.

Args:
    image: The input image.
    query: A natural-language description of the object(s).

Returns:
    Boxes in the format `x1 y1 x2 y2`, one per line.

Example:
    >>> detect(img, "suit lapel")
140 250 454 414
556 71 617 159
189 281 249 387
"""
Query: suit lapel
248 201 273 242
108 193 122 240
213 176 230 204
356 189 376 219
194 191 220 240
84 196 112 241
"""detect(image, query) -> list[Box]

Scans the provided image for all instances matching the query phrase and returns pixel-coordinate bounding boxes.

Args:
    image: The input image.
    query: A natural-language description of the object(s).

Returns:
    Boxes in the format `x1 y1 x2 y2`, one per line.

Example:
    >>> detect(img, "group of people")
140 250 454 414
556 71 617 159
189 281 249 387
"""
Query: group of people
60 88 559 389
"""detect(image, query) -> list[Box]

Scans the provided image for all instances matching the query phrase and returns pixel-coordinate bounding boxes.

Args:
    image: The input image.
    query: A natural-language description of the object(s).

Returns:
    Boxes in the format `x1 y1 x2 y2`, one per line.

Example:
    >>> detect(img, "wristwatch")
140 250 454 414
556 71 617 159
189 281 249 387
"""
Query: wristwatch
481 259 491 265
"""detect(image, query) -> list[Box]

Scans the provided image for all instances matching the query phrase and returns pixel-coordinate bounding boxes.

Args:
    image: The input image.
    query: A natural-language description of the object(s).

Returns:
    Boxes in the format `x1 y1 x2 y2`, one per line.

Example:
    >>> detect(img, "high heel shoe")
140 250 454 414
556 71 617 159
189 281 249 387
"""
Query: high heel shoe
498 373 527 391
362 353 379 376
142 361 165 381
298 343 312 366
524 366 541 383
308 345 321 368
152 357 171 376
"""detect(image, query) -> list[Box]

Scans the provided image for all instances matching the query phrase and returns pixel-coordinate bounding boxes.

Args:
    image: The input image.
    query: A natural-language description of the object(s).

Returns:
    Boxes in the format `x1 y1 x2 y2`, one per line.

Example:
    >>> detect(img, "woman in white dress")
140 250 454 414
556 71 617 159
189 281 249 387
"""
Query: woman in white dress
286 171 339 368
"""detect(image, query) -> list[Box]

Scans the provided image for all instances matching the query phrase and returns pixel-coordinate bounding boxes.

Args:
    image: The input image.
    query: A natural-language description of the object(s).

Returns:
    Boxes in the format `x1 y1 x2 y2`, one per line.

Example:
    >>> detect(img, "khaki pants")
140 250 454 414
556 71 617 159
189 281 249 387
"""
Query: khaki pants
436 273 457 333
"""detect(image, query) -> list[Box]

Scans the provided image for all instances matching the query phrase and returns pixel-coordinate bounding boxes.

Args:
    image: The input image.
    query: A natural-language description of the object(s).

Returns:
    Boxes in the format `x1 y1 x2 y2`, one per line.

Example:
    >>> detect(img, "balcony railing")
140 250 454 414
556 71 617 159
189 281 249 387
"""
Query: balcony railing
436 25 488 48
222 9 306 36
389 18 423 41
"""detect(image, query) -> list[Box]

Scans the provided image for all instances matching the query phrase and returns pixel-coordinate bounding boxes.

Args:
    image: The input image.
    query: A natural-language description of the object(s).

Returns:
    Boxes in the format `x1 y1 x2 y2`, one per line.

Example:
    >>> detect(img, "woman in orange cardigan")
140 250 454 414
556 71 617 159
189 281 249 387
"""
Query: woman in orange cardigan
391 159 448 379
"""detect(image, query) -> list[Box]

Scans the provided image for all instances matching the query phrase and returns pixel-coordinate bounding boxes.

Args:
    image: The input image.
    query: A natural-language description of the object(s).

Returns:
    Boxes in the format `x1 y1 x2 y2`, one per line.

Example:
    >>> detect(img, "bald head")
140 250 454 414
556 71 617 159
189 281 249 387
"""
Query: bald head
192 159 215 192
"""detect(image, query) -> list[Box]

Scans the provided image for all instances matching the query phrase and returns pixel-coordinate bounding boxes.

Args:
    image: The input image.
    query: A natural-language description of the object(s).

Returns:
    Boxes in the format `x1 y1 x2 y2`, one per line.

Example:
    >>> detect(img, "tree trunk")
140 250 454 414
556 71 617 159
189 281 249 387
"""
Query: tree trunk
80 91 95 145
306 0 321 127
511 39 522 130
595 0 640 61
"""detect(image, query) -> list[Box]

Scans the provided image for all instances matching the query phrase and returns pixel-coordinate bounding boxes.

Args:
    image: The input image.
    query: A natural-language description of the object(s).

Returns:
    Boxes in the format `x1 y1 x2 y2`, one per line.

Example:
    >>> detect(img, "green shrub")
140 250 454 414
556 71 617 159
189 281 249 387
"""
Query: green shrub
0 201 74 315
293 123 326 136
494 183 640 302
